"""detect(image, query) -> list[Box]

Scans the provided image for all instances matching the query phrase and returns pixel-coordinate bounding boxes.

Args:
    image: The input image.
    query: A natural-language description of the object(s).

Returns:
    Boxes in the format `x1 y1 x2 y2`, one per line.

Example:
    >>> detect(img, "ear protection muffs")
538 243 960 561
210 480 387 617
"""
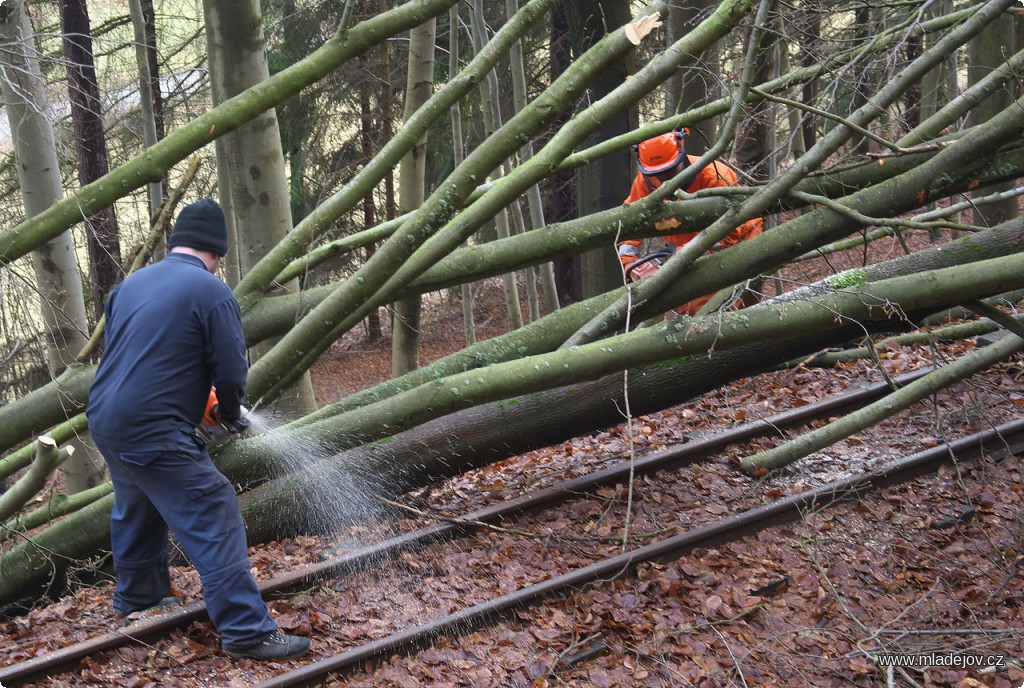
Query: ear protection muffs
636 128 690 176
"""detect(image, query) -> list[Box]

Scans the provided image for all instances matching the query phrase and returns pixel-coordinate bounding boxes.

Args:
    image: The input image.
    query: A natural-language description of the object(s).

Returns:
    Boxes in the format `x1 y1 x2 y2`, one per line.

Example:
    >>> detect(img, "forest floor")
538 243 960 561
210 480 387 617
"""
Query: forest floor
2 229 1023 687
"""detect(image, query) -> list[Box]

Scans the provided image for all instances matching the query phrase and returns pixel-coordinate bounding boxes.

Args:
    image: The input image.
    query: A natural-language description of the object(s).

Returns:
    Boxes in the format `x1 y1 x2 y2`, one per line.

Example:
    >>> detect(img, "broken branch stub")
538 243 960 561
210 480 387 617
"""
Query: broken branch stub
625 13 663 46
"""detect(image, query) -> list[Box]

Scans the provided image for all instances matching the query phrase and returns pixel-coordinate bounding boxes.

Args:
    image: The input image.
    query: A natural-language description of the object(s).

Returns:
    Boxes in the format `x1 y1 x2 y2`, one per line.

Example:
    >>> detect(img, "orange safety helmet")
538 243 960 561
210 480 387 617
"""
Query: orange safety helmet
636 128 689 176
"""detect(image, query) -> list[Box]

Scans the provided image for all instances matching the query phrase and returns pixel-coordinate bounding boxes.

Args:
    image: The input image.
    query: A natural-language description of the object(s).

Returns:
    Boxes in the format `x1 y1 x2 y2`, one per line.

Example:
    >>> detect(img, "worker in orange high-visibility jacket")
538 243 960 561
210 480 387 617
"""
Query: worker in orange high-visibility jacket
619 128 763 315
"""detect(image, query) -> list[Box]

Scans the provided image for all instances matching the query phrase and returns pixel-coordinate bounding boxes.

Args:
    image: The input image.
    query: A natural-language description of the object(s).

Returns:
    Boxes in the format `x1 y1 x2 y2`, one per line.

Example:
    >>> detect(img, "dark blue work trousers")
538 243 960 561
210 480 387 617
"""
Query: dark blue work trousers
97 438 277 647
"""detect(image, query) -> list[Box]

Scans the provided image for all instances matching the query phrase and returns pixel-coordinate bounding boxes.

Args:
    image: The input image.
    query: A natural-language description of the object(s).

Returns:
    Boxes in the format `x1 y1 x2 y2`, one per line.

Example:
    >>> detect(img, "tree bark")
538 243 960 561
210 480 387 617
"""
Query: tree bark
548 2 581 304
967 17 1018 227
359 52 383 340
797 4 819 155
128 0 167 221
447 3 477 346
567 0 636 298
469 0 524 332
391 15 438 376
204 0 319 416
733 0 778 177
741 325 1024 472
237 252 1024 539
508 0 559 316
0 437 73 523
380 0 397 341
59 0 122 314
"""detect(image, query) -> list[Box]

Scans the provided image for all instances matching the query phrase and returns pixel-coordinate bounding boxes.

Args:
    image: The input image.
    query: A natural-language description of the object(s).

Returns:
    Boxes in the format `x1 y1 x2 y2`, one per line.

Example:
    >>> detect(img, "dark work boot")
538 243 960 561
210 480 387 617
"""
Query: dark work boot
222 631 310 660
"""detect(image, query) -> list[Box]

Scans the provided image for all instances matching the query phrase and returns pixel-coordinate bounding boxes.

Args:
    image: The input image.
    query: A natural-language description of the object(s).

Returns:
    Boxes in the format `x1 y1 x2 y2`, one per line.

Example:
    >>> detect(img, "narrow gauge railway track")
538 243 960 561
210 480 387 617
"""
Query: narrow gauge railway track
4 371 1019 687
255 419 1024 688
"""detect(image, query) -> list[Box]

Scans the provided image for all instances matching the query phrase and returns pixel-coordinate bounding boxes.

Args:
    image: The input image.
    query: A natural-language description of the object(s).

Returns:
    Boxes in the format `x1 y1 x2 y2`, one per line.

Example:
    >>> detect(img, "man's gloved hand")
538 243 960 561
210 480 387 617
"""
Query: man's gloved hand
213 405 252 434
205 388 250 431
223 414 252 434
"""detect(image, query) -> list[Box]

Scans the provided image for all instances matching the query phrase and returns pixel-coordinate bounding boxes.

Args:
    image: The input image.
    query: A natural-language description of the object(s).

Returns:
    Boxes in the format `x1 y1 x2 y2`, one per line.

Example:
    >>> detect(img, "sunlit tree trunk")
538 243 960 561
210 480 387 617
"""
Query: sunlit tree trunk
391 16 438 376
204 0 318 415
0 0 102 493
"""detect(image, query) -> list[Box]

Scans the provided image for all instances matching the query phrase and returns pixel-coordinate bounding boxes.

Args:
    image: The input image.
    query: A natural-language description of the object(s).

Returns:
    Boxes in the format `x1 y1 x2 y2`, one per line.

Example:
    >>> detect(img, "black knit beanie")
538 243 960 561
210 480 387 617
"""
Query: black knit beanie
168 199 228 257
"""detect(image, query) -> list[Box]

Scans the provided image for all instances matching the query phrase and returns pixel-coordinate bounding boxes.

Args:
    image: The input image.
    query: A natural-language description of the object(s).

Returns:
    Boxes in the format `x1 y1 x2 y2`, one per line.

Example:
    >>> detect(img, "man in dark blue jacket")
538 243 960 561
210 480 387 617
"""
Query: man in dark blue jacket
88 199 309 661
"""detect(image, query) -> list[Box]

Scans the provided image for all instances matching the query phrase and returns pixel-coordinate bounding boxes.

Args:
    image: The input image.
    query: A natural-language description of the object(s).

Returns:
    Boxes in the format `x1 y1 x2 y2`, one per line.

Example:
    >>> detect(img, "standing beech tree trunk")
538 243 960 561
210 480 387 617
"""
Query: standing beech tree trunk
548 2 581 304
359 52 384 340
470 0 524 332
391 15 438 376
507 0 560 316
204 0 318 415
450 3 477 346
967 18 1018 227
734 0 778 177
380 0 398 343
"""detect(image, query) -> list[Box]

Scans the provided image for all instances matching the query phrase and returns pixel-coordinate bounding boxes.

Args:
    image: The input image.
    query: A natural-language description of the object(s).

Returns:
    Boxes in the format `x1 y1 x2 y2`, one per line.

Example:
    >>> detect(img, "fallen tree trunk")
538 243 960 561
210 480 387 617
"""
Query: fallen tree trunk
1 249 1020 604
243 140 1024 348
0 437 73 522
275 218 1024 429
236 326 879 541
740 317 1024 473
233 252 1024 540
3 141 1022 461
0 364 93 457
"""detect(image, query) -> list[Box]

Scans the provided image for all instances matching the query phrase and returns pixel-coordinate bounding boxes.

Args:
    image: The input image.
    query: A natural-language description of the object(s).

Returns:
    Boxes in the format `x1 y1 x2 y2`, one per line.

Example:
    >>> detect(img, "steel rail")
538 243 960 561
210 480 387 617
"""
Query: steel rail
251 418 1024 688
0 369 934 686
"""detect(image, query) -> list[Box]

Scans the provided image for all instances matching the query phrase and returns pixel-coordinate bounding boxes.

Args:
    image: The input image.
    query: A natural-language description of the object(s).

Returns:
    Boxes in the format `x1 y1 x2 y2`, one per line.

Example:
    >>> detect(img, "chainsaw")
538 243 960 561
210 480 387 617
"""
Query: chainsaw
197 387 252 443
624 249 674 282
